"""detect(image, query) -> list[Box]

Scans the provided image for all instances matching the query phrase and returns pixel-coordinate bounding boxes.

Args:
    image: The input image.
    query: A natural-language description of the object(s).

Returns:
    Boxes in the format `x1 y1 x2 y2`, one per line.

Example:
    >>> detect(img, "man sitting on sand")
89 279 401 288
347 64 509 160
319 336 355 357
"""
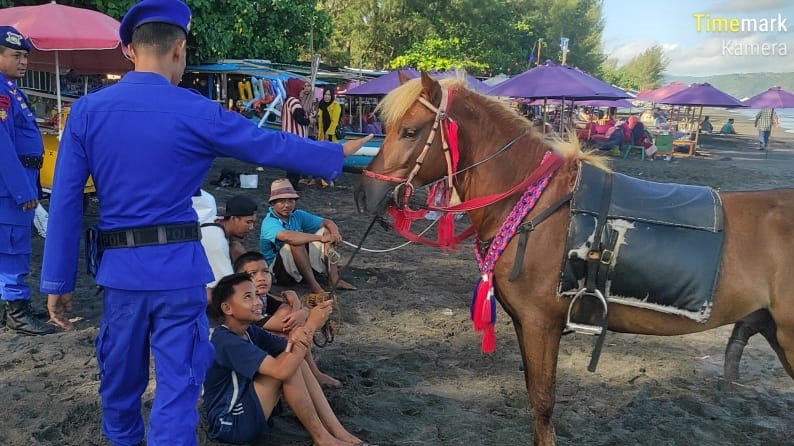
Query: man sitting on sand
720 118 737 135
203 273 367 445
193 191 258 302
259 179 355 293
700 116 713 133
234 251 341 387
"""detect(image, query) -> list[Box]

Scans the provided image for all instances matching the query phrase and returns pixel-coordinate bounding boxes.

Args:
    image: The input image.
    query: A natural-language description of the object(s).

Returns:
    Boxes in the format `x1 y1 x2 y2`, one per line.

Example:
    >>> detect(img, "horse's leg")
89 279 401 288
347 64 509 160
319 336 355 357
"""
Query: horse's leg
515 313 564 446
769 309 794 379
724 310 772 381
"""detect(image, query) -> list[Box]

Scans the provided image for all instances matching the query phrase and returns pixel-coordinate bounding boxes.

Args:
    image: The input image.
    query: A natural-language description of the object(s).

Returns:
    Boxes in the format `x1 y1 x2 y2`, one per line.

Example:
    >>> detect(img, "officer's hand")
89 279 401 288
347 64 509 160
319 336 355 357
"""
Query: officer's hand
47 293 74 330
342 134 374 157
22 199 38 211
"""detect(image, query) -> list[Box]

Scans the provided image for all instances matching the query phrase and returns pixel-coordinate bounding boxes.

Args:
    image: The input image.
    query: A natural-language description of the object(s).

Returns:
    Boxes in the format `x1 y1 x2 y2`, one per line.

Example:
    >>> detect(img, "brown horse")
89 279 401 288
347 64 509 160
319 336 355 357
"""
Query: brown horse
354 72 794 446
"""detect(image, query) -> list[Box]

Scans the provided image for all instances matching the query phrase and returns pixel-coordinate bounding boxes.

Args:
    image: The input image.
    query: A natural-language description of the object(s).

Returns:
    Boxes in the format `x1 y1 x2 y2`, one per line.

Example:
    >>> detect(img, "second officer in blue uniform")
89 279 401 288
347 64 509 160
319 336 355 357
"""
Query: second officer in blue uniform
0 26 56 335
40 1 372 445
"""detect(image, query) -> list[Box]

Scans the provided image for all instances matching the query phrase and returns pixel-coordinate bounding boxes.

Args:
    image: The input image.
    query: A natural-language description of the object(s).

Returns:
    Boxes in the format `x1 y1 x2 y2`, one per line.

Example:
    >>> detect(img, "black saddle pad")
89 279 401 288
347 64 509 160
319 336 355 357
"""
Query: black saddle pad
558 163 725 321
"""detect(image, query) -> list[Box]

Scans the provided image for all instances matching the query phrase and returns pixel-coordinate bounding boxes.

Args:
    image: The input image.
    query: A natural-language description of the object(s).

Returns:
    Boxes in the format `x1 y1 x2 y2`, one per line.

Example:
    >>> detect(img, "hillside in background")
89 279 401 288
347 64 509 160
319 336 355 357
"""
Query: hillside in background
664 73 794 100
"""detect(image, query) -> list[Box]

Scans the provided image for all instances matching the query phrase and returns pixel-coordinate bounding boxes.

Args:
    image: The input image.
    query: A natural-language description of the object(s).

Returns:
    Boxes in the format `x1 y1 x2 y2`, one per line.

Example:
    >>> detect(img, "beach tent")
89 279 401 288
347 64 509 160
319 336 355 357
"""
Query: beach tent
0 2 130 134
656 83 746 154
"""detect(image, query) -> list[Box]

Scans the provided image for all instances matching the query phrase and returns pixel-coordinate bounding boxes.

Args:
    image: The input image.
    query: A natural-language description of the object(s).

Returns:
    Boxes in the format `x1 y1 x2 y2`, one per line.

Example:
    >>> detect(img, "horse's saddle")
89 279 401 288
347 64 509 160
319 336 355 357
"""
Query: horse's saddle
558 163 724 321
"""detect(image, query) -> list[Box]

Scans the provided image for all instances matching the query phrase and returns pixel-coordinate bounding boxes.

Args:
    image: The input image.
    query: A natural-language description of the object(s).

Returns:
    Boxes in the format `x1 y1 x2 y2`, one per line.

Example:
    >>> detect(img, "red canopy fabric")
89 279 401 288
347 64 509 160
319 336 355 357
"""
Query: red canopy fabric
0 3 130 74
635 82 688 102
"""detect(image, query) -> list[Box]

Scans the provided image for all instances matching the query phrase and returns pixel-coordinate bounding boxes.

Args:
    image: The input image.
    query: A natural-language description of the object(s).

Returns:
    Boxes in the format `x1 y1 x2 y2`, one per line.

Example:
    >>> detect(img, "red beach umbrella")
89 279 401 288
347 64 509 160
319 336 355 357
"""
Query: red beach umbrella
635 82 688 102
0 1 131 118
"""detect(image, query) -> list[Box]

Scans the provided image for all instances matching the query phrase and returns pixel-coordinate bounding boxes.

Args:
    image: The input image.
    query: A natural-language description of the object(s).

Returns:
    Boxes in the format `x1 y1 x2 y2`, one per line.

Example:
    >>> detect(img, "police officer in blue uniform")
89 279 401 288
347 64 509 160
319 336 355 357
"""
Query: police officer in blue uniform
40 1 371 445
0 26 57 336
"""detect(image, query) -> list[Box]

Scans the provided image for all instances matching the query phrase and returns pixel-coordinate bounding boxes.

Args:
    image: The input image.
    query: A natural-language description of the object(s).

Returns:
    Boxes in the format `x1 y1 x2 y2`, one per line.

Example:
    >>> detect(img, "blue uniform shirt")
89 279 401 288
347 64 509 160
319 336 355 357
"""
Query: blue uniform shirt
41 71 344 293
0 72 41 227
259 207 323 265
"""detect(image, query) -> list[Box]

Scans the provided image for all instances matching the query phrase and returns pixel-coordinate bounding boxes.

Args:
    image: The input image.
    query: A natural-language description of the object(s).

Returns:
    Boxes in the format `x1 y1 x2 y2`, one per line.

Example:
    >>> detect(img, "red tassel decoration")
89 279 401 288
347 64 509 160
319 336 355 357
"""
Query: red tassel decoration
437 212 455 249
445 120 460 171
471 273 496 353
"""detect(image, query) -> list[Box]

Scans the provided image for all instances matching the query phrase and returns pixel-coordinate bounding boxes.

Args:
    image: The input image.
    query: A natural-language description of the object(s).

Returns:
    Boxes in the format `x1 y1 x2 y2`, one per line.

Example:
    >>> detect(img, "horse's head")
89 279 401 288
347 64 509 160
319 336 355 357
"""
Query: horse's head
355 72 459 215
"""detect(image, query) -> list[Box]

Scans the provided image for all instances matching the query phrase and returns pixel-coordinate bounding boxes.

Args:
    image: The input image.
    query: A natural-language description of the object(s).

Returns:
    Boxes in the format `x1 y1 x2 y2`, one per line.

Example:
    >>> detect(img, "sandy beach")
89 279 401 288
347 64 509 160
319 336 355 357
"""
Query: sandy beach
2 109 794 446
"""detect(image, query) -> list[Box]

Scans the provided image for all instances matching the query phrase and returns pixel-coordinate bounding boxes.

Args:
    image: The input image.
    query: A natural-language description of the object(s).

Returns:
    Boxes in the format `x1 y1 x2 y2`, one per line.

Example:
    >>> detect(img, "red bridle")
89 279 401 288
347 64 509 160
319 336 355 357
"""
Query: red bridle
363 87 459 207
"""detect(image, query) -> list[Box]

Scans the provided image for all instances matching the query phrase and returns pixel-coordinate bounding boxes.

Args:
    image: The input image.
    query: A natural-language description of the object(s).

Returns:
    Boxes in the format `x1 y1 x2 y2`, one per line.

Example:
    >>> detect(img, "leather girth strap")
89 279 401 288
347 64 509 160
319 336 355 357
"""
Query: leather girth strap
508 193 574 281
583 171 613 372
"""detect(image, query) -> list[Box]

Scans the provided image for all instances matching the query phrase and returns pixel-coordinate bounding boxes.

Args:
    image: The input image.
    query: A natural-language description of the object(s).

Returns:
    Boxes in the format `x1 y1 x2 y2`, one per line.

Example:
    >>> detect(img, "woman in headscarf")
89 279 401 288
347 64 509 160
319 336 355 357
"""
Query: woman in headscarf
281 78 314 187
317 86 342 142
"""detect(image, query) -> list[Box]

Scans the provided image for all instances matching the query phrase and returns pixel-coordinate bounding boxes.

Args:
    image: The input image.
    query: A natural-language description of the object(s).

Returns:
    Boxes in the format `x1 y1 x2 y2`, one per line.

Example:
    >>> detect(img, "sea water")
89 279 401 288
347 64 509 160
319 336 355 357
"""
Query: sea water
730 108 794 133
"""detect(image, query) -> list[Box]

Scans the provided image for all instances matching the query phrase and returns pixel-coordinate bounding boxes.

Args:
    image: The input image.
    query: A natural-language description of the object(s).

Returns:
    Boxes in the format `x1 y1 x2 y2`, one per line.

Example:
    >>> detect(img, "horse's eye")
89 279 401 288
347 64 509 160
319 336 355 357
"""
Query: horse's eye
401 128 418 139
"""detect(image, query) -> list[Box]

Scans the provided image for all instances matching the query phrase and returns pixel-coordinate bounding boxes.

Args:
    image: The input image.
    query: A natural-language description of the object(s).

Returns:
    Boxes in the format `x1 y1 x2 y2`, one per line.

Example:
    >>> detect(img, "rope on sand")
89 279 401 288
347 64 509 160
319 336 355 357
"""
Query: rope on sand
341 217 440 253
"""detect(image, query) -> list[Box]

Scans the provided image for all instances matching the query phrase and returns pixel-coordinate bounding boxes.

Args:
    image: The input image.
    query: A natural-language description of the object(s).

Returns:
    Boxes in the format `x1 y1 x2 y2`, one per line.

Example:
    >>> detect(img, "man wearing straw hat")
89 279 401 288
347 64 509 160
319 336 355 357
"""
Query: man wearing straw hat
39 1 372 445
260 178 356 294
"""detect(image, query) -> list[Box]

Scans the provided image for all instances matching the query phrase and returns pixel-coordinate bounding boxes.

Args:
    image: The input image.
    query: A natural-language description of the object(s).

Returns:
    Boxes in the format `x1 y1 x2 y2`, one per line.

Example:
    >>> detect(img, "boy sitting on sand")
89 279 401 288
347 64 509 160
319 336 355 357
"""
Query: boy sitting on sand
204 273 367 445
233 251 341 387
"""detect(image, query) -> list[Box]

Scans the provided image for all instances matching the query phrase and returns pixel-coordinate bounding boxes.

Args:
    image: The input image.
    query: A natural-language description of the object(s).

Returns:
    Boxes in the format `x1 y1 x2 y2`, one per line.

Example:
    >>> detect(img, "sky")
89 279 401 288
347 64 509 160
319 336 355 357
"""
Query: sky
602 0 794 76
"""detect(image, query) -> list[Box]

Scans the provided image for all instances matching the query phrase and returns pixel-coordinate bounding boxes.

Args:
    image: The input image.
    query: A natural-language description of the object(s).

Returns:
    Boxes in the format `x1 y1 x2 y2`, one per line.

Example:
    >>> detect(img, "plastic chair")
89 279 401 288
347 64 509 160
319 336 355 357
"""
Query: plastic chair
622 142 645 160
653 134 674 158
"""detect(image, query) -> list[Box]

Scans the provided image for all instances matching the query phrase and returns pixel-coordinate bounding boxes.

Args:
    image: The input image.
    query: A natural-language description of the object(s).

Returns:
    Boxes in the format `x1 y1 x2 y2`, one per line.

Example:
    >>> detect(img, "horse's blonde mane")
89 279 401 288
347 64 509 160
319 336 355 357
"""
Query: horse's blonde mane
376 77 608 171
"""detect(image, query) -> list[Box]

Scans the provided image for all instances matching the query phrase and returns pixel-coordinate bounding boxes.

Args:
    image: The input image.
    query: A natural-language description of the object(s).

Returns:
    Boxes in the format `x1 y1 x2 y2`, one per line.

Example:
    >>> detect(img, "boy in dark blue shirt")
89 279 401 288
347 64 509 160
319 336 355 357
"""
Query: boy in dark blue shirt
204 273 366 445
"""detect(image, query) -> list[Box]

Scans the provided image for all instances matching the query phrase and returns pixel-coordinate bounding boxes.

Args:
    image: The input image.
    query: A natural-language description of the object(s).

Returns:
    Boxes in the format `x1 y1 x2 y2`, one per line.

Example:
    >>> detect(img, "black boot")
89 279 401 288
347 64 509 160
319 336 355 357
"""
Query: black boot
0 301 5 328
5 300 57 335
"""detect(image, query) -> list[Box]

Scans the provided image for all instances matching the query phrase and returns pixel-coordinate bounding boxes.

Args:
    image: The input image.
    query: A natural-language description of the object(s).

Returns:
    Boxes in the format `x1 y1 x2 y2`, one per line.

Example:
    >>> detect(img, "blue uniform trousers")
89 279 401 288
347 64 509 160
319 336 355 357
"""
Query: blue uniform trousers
0 225 32 301
96 287 214 446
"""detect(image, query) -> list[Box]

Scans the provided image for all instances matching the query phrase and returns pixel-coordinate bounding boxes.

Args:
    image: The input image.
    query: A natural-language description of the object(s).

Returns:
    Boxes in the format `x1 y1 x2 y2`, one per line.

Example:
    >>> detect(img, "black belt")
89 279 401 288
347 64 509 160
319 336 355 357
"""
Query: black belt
99 222 201 249
19 155 44 169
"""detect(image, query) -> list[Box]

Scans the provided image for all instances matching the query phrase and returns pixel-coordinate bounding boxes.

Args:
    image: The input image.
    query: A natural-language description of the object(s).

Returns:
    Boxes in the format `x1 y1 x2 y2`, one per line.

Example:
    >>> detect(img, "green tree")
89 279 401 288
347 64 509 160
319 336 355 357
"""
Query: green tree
600 57 637 89
5 0 331 65
621 45 669 90
321 0 606 76
390 37 488 71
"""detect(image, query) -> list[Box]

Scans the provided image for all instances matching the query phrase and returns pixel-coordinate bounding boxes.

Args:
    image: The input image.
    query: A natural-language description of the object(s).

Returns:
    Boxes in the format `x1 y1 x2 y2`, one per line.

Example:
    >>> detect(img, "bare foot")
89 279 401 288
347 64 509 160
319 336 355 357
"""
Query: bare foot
334 280 357 291
316 372 342 388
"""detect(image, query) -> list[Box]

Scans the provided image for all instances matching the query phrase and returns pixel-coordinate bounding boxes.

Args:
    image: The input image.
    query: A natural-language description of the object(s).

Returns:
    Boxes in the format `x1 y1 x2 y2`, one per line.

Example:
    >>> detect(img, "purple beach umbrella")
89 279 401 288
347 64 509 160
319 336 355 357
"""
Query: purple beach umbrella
655 83 745 153
742 86 794 109
486 61 630 100
655 83 745 108
346 68 420 96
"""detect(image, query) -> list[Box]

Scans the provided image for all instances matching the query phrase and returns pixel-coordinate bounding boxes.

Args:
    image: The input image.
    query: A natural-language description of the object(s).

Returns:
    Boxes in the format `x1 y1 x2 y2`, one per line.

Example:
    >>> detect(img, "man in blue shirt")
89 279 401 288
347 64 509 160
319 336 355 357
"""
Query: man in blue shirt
39 1 371 445
260 178 356 293
0 26 56 336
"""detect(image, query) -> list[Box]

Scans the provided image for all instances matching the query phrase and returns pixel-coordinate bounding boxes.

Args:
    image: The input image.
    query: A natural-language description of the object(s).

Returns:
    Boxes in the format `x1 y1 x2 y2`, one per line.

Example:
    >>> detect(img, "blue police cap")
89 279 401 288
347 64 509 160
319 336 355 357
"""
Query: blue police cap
0 26 32 52
119 0 192 46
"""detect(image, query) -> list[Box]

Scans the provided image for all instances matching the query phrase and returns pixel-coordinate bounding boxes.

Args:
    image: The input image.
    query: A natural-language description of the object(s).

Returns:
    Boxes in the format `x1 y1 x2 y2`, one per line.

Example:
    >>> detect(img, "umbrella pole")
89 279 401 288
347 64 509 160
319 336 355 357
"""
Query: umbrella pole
56 51 62 139
543 99 548 136
693 106 703 156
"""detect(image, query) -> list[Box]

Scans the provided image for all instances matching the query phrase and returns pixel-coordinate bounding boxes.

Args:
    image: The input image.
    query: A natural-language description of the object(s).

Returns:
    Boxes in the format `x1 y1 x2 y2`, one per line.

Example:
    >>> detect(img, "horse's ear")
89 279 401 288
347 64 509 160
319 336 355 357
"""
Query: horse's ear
420 71 440 101
398 69 412 85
